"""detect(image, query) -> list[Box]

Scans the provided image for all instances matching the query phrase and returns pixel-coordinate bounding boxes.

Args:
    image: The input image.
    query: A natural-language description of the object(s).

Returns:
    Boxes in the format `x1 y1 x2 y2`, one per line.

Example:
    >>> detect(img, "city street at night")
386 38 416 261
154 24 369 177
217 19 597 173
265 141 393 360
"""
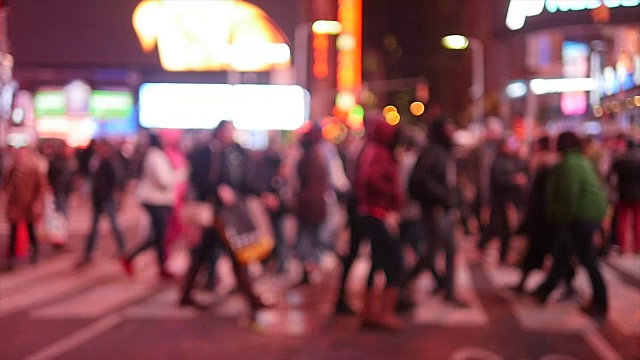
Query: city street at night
1 193 638 360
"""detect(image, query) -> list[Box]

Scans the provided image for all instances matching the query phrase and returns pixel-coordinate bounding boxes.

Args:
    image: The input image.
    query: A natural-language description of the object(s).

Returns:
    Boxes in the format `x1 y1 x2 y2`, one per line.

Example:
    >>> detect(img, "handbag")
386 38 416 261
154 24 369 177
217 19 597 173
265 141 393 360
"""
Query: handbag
215 197 274 265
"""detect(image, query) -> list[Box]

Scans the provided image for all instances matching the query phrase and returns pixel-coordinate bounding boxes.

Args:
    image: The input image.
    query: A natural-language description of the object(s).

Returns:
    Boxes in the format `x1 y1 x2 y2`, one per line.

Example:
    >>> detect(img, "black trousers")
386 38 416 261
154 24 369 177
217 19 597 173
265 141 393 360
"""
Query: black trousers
534 221 608 308
478 200 511 263
127 205 172 269
365 216 404 288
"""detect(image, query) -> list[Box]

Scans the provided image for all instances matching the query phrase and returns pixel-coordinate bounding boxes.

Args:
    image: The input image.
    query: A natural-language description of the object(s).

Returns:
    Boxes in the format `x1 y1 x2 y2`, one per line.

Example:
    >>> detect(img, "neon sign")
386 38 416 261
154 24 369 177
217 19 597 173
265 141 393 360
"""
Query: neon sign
132 0 291 72
506 0 640 30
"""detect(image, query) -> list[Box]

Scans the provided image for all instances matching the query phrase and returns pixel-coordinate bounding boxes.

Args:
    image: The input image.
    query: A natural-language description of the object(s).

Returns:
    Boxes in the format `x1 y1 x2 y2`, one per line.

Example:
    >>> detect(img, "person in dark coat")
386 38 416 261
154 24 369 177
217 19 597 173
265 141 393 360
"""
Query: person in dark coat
406 116 466 307
293 124 329 285
476 136 528 264
77 139 127 267
179 121 269 315
511 136 575 295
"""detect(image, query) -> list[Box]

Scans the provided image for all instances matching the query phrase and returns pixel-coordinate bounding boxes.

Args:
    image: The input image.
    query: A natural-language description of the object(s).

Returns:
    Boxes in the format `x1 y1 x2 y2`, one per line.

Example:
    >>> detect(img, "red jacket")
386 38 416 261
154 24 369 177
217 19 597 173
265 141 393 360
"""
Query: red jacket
355 121 402 219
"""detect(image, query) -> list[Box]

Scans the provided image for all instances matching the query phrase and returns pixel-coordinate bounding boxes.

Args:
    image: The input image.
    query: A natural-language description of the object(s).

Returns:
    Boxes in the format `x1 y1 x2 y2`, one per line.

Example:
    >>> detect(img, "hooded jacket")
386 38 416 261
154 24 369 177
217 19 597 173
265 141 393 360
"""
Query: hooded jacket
355 120 402 219
408 117 460 211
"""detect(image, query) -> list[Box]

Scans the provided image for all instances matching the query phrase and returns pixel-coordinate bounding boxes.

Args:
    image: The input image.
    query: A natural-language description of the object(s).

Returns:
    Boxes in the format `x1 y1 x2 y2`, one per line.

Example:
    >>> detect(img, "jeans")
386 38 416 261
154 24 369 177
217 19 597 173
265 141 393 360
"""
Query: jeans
295 222 322 265
408 209 456 299
84 197 126 258
478 200 511 263
534 221 608 308
268 211 289 272
364 216 404 288
127 204 172 269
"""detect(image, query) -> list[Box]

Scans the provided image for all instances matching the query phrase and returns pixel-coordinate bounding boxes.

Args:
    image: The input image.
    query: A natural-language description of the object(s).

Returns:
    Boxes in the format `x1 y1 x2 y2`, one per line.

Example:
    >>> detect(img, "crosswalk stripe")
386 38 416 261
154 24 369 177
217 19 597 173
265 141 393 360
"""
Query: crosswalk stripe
23 313 125 360
0 253 78 293
0 260 122 317
412 255 488 326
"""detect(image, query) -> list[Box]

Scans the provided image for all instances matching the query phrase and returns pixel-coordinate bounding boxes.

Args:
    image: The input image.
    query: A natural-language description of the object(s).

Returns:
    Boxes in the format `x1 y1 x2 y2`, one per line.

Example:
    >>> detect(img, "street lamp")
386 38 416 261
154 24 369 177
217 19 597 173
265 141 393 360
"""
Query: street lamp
442 34 484 124
294 20 342 89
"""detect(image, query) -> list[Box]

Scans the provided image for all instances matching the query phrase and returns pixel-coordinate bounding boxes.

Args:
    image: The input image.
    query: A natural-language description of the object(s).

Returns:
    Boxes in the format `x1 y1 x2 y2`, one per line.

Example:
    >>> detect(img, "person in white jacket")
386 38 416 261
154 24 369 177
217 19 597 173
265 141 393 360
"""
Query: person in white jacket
122 133 188 279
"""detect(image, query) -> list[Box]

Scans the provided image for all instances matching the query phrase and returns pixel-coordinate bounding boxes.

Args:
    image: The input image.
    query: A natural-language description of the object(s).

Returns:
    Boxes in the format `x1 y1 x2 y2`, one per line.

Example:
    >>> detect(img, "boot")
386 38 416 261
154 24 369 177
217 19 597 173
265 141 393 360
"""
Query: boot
374 287 404 331
360 289 377 328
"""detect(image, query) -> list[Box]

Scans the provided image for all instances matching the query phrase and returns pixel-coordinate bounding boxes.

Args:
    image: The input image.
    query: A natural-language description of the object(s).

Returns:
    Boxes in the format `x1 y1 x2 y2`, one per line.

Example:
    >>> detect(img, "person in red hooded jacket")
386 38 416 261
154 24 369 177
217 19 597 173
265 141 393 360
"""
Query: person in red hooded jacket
355 117 405 331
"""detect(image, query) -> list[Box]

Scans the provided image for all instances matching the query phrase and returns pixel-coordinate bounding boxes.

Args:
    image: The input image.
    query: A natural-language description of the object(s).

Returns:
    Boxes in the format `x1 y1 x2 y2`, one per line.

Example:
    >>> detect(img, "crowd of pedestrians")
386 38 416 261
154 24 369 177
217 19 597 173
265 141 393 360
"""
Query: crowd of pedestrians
1 109 638 329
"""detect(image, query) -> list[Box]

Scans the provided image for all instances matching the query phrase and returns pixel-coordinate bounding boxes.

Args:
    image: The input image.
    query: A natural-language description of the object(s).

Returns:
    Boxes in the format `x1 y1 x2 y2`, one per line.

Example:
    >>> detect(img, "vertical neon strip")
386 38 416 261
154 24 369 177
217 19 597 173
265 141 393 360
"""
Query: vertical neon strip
337 0 362 97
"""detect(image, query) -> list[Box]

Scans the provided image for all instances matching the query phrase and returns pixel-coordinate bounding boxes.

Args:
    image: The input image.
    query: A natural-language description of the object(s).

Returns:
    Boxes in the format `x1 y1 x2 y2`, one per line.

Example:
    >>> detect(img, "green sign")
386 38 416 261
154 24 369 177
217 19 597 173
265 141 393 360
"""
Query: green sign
34 91 66 116
89 91 134 119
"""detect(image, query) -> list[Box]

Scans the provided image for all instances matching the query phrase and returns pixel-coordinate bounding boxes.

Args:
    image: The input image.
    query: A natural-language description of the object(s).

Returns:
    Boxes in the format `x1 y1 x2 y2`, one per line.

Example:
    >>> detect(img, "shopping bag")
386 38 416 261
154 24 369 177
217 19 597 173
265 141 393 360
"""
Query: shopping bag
216 197 274 265
38 198 68 246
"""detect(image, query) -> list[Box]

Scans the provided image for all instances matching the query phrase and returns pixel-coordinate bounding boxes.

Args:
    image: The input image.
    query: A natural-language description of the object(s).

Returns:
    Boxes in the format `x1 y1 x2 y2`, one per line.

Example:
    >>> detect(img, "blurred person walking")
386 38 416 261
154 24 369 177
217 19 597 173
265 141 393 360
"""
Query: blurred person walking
2 147 47 270
293 125 329 285
476 135 528 264
46 143 77 218
406 117 466 307
531 132 609 317
356 119 405 330
334 130 369 315
511 136 575 295
121 133 188 279
179 121 269 314
609 139 640 254
255 132 290 274
76 139 127 268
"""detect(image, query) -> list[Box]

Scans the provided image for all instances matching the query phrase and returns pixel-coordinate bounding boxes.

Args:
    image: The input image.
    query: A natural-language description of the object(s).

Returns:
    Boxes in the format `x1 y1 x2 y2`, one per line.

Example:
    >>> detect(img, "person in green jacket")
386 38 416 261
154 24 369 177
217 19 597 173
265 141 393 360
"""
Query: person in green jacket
531 131 609 317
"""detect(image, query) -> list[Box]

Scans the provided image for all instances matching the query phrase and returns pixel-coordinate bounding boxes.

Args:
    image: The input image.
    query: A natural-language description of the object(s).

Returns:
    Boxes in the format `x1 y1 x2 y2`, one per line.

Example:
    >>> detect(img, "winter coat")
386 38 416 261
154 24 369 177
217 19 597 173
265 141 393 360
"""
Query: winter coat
137 147 188 207
47 155 74 196
91 157 120 207
611 148 640 203
3 159 46 223
355 121 402 219
490 152 523 205
295 143 329 224
547 151 608 225
408 118 458 212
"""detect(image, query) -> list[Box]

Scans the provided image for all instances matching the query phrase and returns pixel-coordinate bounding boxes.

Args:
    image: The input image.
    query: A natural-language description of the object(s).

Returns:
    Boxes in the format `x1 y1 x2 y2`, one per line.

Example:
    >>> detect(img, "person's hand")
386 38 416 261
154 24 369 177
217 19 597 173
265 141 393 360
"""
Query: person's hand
261 192 280 211
384 211 400 237
513 173 527 187
217 184 237 207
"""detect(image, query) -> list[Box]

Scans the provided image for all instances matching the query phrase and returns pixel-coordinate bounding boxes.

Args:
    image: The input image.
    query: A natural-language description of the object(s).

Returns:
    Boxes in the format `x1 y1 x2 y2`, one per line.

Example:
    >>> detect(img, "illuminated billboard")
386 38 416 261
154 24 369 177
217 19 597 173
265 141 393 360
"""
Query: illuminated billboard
138 83 310 130
132 0 292 72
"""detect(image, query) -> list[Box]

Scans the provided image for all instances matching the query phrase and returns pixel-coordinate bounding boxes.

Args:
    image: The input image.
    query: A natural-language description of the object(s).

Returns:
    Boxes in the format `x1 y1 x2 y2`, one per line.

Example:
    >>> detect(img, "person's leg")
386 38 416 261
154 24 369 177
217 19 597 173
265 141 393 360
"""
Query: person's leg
497 203 511 264
616 203 631 254
405 214 442 288
7 223 18 269
571 221 608 311
478 201 500 251
179 227 216 307
365 215 404 330
532 228 572 303
148 205 172 272
438 212 462 304
83 204 103 262
336 204 365 313
633 201 640 253
26 222 38 264
270 211 288 272
104 197 126 256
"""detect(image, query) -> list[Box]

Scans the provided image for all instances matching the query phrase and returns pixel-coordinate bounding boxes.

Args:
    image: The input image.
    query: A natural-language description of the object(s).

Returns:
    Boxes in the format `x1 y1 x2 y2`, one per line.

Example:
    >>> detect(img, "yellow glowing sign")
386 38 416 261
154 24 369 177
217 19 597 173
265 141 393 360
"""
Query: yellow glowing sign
132 0 291 72
337 0 362 101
